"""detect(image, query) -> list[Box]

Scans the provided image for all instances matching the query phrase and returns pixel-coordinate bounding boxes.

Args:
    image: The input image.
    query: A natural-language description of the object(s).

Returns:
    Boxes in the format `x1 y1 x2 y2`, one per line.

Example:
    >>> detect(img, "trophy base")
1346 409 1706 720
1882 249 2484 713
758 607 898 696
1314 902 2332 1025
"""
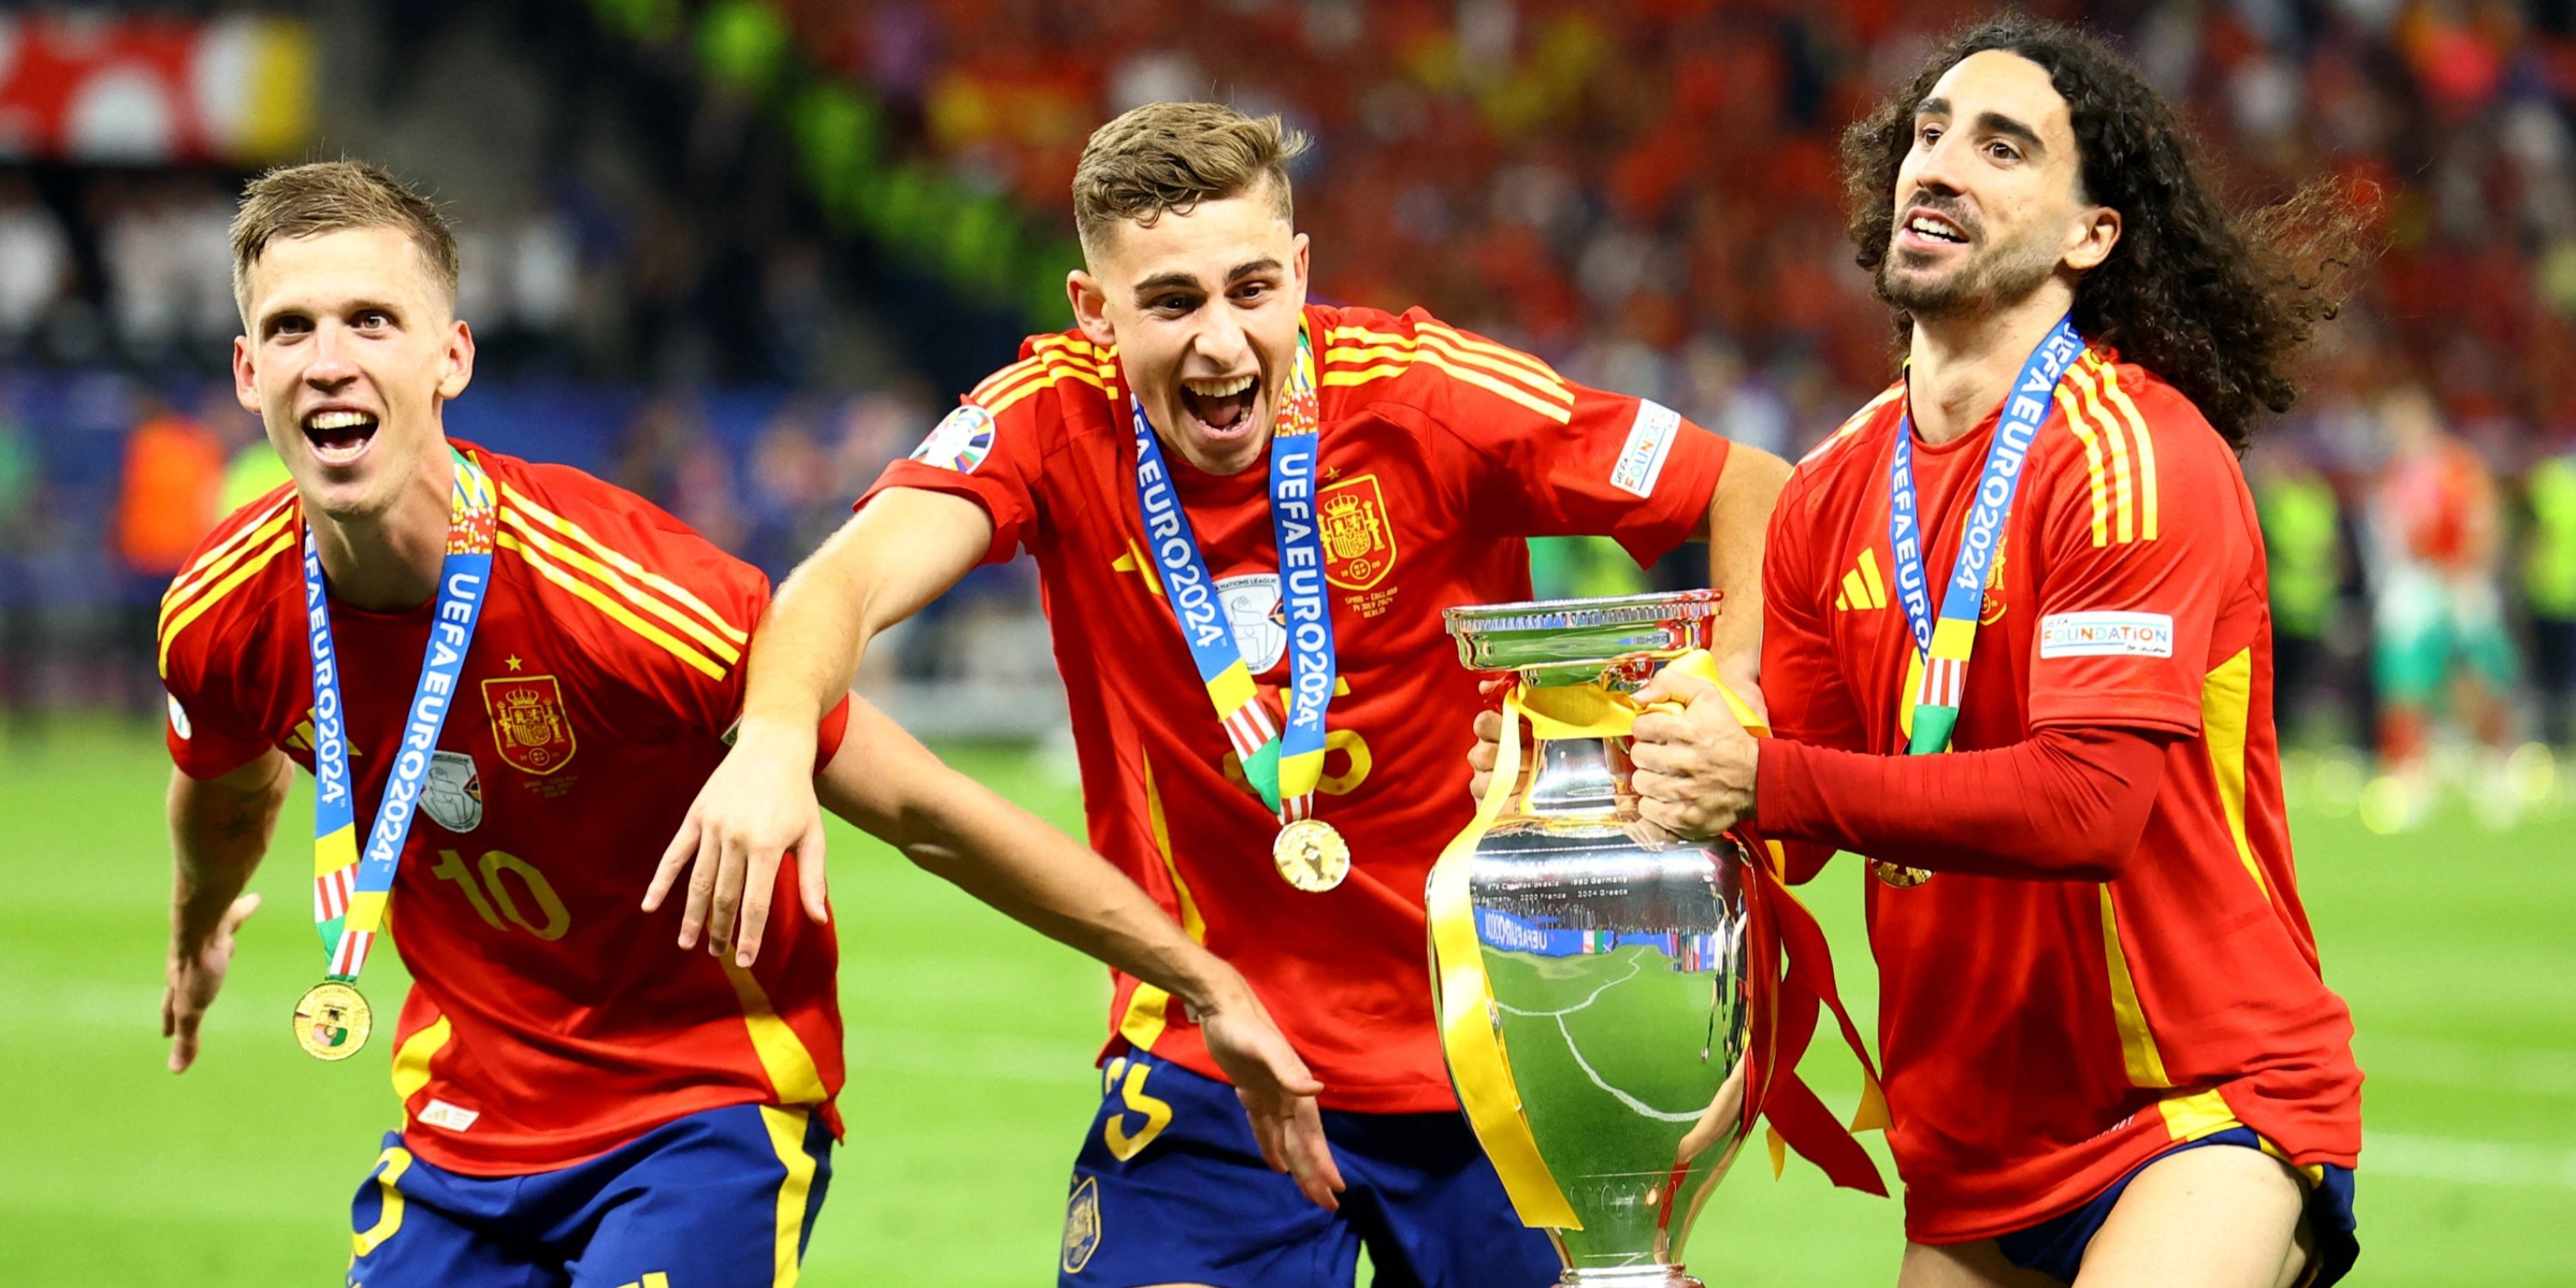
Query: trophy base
1560 1269 1704 1288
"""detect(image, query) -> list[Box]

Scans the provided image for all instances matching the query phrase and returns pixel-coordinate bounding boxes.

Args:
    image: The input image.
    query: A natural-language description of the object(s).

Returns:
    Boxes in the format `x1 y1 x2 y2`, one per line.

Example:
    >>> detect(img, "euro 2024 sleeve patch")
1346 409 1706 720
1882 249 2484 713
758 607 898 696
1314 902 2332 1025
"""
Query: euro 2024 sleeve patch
910 403 998 474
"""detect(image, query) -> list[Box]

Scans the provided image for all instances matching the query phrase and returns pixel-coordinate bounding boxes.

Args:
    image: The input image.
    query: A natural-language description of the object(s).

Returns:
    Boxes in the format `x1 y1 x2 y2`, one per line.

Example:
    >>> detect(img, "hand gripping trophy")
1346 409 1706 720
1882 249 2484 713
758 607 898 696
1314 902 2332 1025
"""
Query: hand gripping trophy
1432 590 1884 1287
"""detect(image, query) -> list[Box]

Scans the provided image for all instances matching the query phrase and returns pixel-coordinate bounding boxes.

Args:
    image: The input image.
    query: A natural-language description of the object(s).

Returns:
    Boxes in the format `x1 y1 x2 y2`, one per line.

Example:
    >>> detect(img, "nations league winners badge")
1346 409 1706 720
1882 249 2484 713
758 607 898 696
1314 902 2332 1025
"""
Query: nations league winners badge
911 404 997 474
421 750 483 833
1214 573 1287 676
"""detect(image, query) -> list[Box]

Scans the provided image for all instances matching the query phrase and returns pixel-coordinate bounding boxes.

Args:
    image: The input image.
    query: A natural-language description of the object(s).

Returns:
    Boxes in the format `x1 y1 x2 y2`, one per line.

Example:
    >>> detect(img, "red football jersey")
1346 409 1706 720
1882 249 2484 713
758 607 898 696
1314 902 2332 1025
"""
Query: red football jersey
1765 353 2362 1239
864 302 1733 1112
159 443 848 1176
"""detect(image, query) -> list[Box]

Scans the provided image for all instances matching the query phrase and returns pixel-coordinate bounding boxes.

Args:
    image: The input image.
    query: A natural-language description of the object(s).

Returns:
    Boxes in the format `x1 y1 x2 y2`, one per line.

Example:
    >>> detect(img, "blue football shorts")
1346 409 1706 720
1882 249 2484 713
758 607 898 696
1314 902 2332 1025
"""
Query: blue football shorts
346 1102 832 1288
1993 1126 2359 1286
1058 1048 1559 1288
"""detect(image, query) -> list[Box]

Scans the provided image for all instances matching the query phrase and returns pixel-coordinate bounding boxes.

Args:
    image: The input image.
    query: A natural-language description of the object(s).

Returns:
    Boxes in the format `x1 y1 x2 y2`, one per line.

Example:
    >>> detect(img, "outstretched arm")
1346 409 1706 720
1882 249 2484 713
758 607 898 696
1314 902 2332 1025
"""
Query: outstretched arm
815 697 1346 1211
163 750 292 1072
652 489 992 962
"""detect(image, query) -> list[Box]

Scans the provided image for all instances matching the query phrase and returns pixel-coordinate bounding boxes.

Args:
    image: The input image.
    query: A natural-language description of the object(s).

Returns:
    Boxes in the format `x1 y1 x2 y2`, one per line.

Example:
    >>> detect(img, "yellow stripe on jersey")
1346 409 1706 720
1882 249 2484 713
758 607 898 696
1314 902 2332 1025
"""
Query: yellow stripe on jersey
1326 321 1571 393
496 483 748 646
1115 750 1207 1054
2098 886 2173 1089
1321 343 1419 367
497 532 728 680
971 357 1041 404
2199 647 2274 902
721 961 830 1106
1111 539 1165 597
1323 324 1411 348
2092 358 2160 541
161 492 295 612
2061 363 2143 544
758 1106 819 1288
2156 1089 2240 1143
1416 319 1565 385
1319 362 1415 392
2055 386 2114 548
1323 325 1572 409
984 348 1109 416
498 507 743 665
1414 329 1571 402
389 1013 452 1103
158 506 296 647
1032 333 1121 392
2066 361 2137 544
1423 351 1572 423
157 528 295 674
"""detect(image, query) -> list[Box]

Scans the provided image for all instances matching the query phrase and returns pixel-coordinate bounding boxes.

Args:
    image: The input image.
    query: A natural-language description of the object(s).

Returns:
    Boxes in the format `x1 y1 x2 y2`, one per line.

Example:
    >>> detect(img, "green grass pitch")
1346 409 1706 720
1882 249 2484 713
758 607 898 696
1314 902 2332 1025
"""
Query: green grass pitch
3 720 2571 1285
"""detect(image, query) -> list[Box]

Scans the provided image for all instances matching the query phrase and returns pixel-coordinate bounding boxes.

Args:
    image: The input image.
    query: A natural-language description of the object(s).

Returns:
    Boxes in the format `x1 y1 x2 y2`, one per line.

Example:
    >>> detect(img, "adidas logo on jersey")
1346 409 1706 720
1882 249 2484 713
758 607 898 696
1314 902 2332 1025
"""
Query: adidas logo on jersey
1835 549 1890 611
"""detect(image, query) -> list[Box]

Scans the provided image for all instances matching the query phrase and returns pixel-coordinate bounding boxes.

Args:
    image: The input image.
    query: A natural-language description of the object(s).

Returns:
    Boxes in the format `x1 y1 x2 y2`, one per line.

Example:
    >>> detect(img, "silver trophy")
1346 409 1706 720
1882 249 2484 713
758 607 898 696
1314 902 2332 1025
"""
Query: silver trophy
1432 591 1754 1288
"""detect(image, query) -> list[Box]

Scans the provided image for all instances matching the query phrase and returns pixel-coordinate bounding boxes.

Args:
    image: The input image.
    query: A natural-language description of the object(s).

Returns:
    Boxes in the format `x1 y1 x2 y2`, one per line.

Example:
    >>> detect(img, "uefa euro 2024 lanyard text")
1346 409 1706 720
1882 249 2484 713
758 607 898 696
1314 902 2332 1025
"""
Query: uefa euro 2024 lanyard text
1871 315 2086 888
1127 319 1353 893
290 448 496 1060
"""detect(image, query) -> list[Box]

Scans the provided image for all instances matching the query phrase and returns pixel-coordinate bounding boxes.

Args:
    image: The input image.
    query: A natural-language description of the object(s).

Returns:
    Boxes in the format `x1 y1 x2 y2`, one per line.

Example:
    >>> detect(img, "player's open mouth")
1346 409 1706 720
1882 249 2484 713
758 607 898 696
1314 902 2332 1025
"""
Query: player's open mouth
1898 206 1973 250
1179 374 1261 437
303 409 381 465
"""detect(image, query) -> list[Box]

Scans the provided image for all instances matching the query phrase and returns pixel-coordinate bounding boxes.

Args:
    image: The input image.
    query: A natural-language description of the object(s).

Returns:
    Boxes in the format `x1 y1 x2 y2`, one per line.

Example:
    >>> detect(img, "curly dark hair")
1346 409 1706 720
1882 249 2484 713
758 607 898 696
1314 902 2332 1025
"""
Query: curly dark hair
1843 14 2366 449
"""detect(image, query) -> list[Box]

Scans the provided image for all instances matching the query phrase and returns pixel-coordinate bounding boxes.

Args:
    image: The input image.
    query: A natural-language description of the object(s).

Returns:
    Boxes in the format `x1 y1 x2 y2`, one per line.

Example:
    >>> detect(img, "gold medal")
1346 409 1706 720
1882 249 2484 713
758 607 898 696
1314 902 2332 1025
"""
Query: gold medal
293 981 372 1060
1273 818 1352 893
1869 860 1933 889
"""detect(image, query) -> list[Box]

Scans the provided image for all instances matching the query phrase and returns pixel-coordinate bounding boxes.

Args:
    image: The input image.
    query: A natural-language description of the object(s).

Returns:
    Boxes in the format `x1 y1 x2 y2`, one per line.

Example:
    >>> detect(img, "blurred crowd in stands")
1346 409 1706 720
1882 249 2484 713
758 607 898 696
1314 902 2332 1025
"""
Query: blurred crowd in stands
9 0 2576 824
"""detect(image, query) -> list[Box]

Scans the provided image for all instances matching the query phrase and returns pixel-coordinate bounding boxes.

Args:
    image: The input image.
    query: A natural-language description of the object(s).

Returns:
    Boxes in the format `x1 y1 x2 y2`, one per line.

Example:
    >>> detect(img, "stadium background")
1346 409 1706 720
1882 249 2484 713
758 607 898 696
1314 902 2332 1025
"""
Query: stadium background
1 0 2571 1283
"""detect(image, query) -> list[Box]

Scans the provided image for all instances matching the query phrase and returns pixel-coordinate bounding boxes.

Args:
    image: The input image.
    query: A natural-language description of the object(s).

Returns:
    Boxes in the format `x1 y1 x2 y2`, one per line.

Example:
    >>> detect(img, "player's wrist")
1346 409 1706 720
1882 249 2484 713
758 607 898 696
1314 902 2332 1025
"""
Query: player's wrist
1179 959 1257 1022
732 711 820 756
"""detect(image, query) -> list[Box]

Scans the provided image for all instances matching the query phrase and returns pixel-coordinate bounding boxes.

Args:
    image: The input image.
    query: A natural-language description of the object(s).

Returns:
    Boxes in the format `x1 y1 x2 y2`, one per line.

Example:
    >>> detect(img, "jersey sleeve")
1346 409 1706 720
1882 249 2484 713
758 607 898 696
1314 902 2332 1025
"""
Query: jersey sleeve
1755 469 1868 883
156 494 298 780
556 489 859 762
160 619 274 780
2024 374 2251 735
1344 310 1729 567
858 338 1074 564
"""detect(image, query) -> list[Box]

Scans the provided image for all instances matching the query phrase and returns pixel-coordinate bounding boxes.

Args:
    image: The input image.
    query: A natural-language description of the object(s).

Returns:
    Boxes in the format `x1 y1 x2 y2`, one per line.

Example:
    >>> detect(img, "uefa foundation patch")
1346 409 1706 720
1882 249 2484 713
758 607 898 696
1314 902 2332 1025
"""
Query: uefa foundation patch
2039 611 2175 658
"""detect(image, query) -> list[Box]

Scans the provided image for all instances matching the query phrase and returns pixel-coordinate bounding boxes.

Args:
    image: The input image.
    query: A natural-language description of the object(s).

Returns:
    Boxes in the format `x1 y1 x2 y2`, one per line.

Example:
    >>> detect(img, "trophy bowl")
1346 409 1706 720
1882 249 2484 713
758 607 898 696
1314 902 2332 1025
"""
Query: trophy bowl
1432 590 1754 1288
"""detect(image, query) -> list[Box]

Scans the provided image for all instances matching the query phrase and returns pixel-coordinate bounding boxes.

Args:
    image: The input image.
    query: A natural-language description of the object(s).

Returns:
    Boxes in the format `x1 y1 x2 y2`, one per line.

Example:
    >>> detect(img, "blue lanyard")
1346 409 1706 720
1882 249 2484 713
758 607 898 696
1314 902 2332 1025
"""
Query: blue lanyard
306 450 495 979
1885 315 2084 753
1127 324 1334 819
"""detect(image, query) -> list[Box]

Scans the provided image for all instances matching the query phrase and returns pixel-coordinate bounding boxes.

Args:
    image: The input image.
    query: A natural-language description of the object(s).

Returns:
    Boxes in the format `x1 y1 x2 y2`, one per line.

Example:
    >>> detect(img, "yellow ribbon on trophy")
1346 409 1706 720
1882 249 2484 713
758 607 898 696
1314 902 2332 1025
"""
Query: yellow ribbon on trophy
1425 648 1757 1230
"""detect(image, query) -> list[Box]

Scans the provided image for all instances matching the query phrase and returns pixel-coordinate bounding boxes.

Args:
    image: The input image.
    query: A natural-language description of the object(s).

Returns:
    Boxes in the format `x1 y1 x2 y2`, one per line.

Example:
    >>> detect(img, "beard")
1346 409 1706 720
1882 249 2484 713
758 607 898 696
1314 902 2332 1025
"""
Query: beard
1876 225 2062 322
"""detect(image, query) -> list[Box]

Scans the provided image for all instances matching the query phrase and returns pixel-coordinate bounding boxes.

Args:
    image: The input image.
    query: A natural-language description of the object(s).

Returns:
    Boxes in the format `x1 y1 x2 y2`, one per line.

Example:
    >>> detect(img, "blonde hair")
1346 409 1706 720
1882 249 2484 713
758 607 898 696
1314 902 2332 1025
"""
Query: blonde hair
1072 102 1308 258
230 160 459 318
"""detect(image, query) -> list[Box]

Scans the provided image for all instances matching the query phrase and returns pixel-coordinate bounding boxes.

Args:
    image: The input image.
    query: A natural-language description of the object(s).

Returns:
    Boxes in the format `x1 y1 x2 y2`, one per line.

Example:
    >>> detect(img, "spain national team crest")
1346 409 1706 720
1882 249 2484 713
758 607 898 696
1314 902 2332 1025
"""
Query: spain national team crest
1319 474 1398 590
482 676 576 775
1060 1176 1103 1273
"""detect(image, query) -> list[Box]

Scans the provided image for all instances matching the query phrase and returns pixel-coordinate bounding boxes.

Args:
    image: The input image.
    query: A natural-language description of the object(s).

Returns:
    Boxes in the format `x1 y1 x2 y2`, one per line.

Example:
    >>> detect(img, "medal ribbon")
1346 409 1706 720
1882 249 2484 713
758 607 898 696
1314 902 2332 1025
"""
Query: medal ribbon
1128 317 1332 822
1886 316 2084 754
306 448 497 982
